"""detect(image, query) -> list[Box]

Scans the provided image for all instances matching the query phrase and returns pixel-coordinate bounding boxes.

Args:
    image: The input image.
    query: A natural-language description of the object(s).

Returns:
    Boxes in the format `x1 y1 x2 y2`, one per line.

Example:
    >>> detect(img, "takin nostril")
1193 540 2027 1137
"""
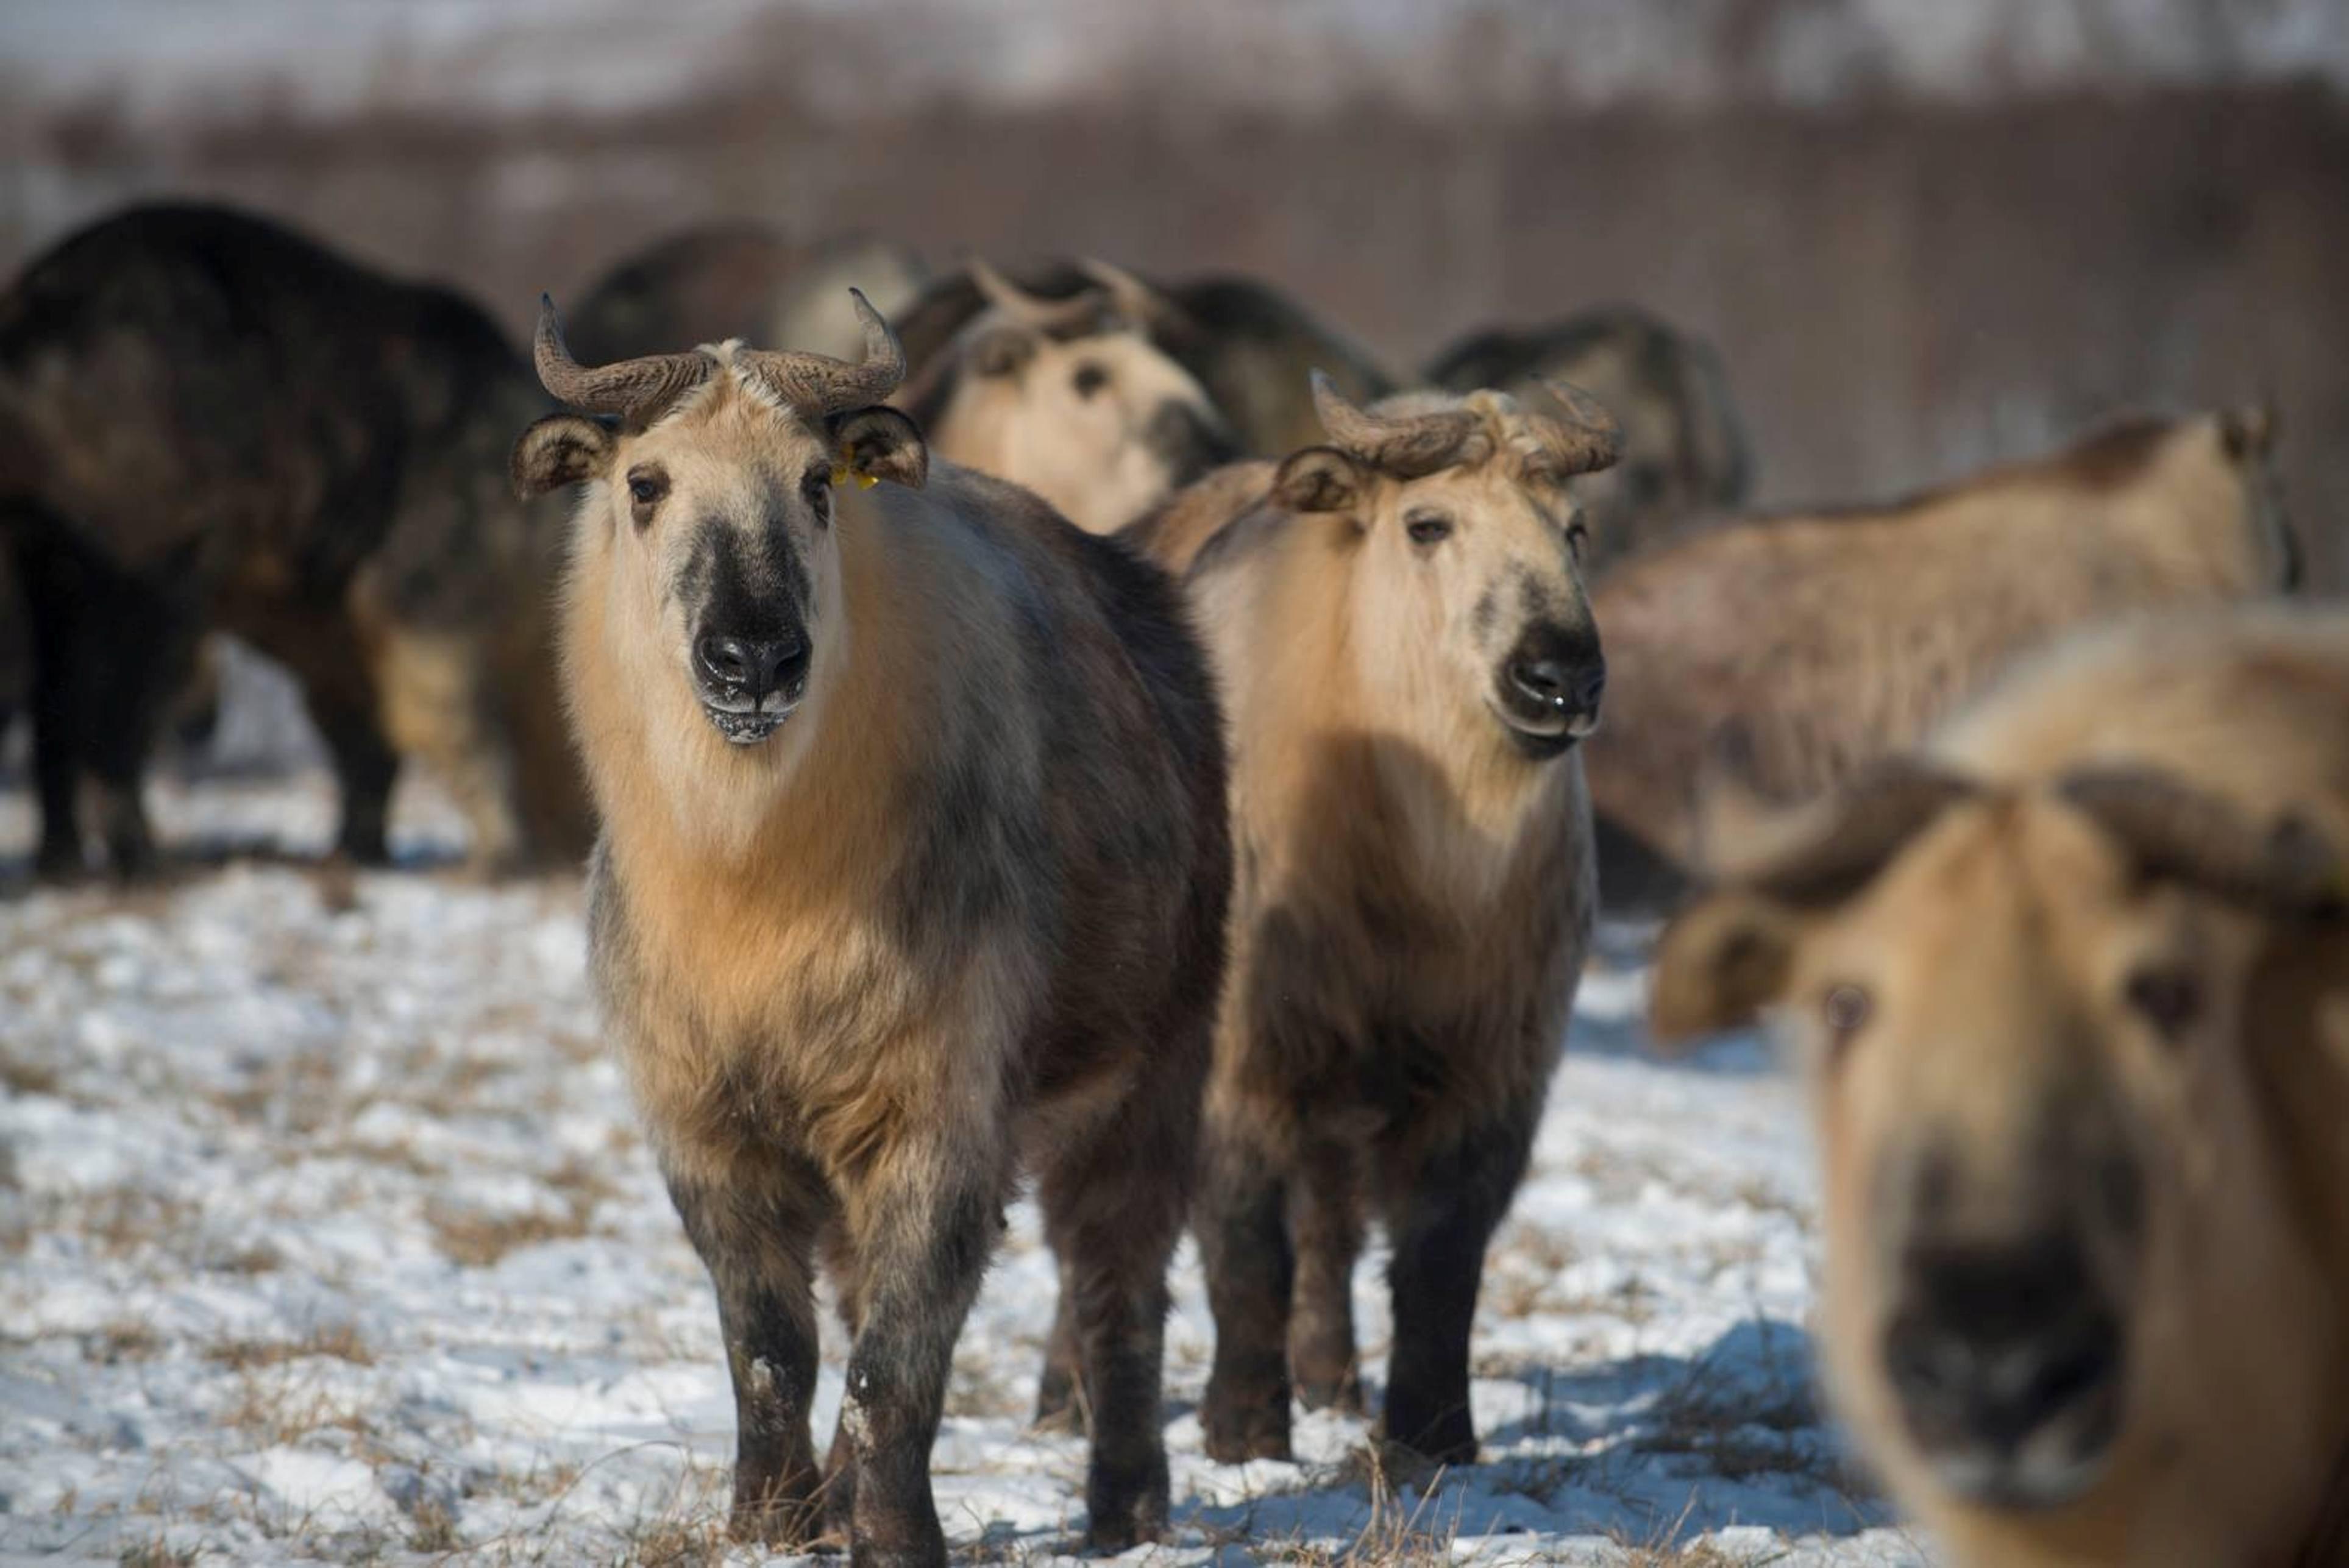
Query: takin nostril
1508 656 1569 708
697 634 807 702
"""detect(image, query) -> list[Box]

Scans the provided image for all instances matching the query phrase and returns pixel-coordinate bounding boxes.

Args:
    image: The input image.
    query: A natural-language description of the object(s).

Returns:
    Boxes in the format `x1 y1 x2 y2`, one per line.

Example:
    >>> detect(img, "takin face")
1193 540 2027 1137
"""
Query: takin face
906 260 1234 535
1248 376 1618 764
1653 763 2346 1552
511 290 921 801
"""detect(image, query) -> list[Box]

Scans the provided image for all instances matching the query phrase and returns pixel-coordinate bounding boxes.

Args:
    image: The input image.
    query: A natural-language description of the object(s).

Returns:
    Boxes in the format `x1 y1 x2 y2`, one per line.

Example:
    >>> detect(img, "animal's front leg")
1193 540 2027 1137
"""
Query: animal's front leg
1381 1112 1537 1465
1197 1121 1298 1463
666 1159 831 1547
1288 1136 1366 1414
836 1149 1005 1568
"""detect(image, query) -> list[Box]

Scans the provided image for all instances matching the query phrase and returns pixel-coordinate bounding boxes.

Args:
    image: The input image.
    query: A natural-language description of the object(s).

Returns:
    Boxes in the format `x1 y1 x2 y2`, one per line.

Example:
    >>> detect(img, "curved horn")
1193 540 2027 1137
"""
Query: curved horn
965 256 1106 336
736 289 908 417
1078 257 1174 330
1309 370 1481 478
533 294 716 424
2059 767 2345 918
1532 375 1625 475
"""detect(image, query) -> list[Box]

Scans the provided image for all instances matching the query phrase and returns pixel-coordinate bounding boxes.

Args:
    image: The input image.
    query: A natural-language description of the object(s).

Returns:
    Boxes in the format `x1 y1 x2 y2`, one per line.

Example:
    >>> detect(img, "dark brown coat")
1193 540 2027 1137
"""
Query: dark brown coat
513 308 1228 1566
0 202 591 877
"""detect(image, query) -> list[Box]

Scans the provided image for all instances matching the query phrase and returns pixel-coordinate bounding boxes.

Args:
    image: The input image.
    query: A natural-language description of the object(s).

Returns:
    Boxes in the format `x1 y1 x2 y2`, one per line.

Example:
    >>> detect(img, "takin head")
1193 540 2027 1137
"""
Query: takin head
1652 759 2348 1548
901 258 1235 535
1245 374 1621 763
511 288 922 753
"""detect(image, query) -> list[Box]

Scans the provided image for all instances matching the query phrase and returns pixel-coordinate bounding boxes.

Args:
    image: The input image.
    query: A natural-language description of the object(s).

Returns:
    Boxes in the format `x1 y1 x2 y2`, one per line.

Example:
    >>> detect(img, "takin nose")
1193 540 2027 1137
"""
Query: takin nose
1882 1232 2125 1503
694 632 809 709
1507 652 1607 718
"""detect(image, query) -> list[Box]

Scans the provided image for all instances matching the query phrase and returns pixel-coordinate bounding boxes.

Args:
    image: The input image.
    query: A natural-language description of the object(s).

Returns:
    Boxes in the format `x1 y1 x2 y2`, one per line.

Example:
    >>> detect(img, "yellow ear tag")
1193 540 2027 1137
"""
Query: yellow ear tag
855 472 878 489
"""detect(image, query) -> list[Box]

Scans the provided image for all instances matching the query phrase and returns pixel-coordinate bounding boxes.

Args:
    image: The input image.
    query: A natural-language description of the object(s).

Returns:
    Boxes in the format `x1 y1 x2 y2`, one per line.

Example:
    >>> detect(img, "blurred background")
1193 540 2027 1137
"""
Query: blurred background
4 0 2345 579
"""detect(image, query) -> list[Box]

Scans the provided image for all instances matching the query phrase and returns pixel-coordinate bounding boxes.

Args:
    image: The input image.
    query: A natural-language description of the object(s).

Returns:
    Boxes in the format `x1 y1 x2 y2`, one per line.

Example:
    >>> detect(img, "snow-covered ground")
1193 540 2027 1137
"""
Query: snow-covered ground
0 774 1925 1566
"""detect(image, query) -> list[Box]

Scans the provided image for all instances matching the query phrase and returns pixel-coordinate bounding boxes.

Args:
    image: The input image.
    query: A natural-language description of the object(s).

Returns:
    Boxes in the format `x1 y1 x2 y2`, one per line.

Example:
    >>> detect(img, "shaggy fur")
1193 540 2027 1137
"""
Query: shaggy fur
1587 410 2300 915
521 348 1227 1566
1652 605 2349 1568
0 201 589 877
1130 387 1604 1466
1424 306 1753 572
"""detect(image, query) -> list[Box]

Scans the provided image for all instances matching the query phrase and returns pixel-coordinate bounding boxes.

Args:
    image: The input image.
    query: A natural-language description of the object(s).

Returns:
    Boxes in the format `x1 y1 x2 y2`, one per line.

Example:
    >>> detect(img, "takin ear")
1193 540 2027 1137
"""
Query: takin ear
511 414 616 498
2220 403 2278 463
1650 892 1801 1048
1273 445 1369 516
832 406 928 491
968 325 1037 380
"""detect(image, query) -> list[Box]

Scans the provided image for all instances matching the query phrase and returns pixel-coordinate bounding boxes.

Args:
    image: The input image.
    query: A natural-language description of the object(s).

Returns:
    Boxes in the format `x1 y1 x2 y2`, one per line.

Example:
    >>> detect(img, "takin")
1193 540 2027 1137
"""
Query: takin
1651 603 2349 1568
0 202 591 877
1423 305 1752 572
892 257 1395 458
1128 374 1618 1464
891 258 1235 534
511 293 1228 1565
562 222 929 367
1585 408 2301 916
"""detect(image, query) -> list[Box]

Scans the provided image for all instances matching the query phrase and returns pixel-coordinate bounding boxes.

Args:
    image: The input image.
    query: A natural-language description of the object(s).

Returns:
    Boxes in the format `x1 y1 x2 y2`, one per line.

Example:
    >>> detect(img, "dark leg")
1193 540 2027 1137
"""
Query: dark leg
1379 1116 1537 1466
306 683 397 865
25 586 85 879
836 1154 1006 1568
667 1158 833 1548
1197 1123 1296 1463
1037 1080 1194 1550
1031 1256 1083 1431
1288 1138 1365 1414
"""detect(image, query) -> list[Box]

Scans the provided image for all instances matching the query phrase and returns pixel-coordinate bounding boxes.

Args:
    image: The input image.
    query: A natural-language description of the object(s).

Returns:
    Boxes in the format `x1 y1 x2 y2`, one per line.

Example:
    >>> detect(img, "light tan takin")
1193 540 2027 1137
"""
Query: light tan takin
509 293 1229 1567
1586 410 2301 915
1133 374 1621 1464
1652 605 2349 1568
893 259 1236 534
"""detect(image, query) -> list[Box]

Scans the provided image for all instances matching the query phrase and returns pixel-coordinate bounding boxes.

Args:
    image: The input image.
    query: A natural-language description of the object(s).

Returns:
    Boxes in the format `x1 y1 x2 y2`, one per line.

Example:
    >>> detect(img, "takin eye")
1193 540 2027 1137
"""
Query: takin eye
1405 511 1453 547
1071 362 1109 400
1822 983 1872 1060
2124 965 2202 1040
625 467 669 528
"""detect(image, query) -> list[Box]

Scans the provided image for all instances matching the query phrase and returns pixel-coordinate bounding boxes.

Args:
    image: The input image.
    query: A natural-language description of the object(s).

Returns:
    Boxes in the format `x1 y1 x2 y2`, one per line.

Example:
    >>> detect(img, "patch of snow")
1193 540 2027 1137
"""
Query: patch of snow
0 773 1923 1563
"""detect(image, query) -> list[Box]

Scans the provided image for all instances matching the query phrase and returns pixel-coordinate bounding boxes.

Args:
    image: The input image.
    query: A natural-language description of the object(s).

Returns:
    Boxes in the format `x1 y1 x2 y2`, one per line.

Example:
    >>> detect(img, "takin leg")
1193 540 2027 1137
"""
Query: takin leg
1197 1119 1298 1464
666 1154 834 1548
1288 1135 1367 1415
1378 1111 1538 1466
368 623 521 872
20 539 91 879
1036 1074 1196 1550
834 1146 1007 1568
1031 1255 1083 1432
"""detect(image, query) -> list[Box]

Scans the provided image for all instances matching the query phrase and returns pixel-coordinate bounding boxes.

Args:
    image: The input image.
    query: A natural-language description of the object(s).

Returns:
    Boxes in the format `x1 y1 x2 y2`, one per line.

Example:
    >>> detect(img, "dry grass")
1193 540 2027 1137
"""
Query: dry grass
0 1051 62 1097
205 1321 373 1371
116 1539 197 1568
218 1367 376 1447
84 1319 166 1364
426 1156 618 1267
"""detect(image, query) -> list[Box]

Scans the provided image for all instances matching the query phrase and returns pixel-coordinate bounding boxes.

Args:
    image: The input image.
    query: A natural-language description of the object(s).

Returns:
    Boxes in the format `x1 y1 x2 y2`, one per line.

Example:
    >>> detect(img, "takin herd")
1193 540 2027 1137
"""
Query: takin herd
1 201 2344 1568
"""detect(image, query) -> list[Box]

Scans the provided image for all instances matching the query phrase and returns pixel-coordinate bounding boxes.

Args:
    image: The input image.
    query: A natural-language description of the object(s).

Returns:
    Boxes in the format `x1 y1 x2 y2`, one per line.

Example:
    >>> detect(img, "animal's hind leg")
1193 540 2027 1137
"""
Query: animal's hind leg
1031 1255 1083 1431
1198 1118 1297 1463
1379 1111 1538 1466
1288 1136 1366 1414
1037 1071 1196 1550
370 625 521 871
666 1152 833 1548
21 545 90 879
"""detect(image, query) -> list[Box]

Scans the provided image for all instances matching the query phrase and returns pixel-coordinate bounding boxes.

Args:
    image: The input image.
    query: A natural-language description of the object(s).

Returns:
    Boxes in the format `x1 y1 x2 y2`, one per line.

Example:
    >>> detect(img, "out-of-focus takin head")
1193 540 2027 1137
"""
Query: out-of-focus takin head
901 257 1235 534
